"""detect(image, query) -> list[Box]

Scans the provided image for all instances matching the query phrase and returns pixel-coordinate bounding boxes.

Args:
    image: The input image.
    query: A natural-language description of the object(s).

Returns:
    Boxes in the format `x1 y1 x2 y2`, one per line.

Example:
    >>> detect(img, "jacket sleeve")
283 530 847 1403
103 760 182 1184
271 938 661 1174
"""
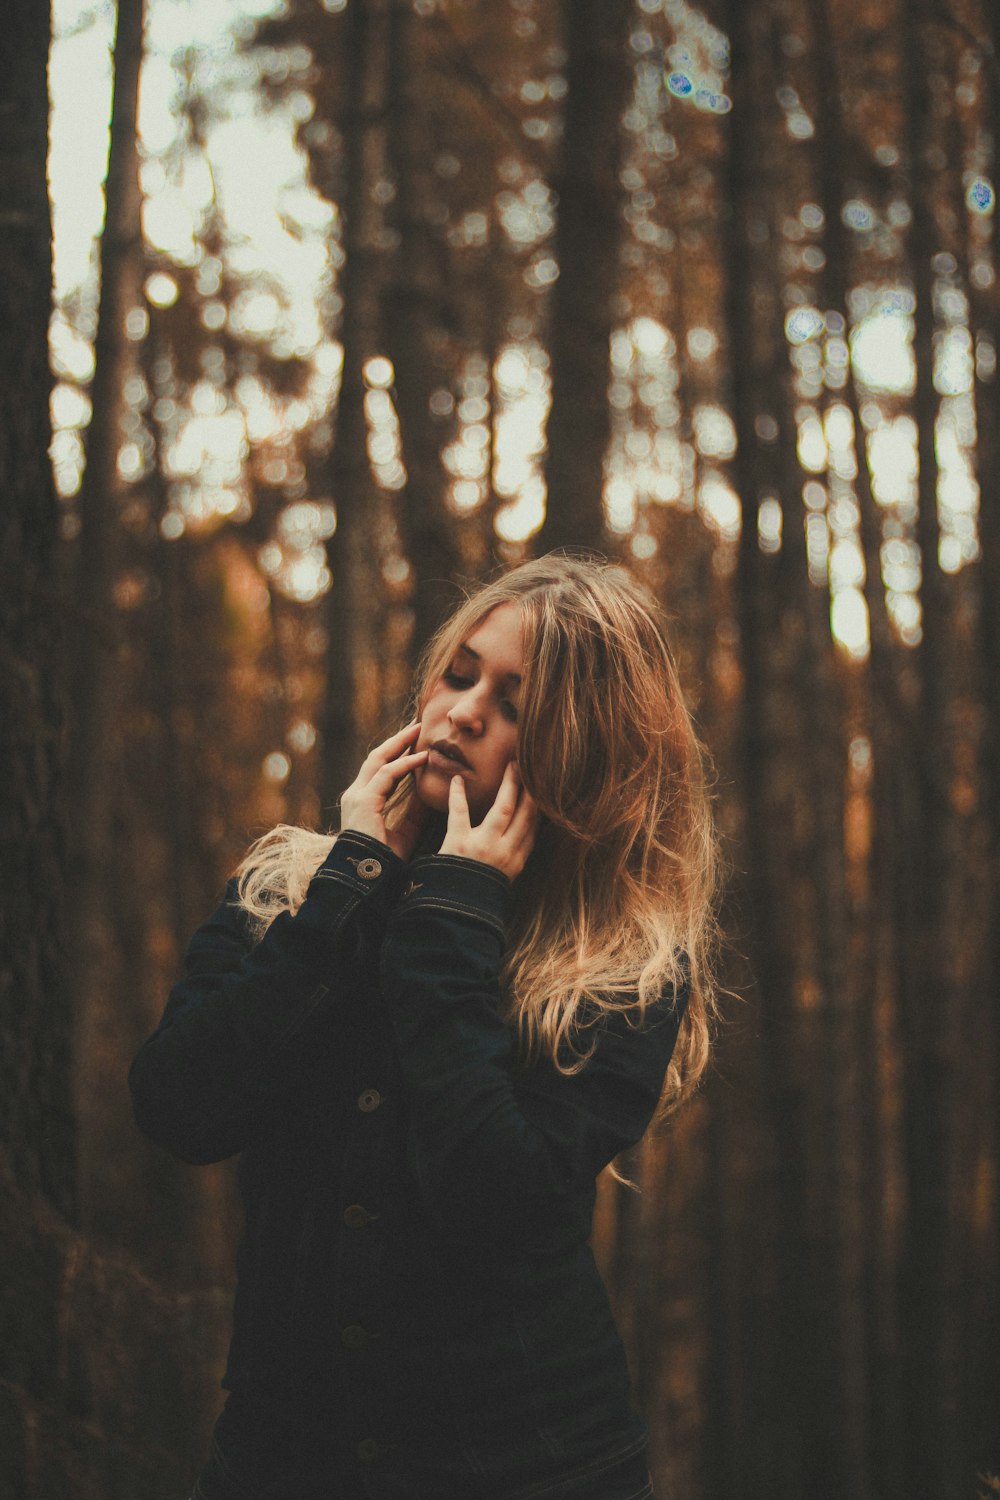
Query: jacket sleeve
379 854 690 1250
129 830 407 1165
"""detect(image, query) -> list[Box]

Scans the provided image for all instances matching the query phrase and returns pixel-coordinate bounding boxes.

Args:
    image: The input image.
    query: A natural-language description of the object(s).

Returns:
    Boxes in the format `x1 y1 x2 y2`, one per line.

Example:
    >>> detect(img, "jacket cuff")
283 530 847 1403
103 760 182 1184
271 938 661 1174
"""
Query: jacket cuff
309 829 408 904
392 853 513 939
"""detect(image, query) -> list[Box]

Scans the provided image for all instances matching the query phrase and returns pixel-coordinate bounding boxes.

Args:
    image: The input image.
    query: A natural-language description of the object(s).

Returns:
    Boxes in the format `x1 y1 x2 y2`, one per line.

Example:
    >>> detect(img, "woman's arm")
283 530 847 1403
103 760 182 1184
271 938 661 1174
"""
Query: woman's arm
129 830 407 1164
379 855 689 1252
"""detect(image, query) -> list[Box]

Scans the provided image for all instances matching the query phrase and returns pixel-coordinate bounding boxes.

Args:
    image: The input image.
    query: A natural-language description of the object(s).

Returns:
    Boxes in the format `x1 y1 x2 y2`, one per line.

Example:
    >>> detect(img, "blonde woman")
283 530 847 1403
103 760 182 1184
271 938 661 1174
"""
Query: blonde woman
130 552 723 1500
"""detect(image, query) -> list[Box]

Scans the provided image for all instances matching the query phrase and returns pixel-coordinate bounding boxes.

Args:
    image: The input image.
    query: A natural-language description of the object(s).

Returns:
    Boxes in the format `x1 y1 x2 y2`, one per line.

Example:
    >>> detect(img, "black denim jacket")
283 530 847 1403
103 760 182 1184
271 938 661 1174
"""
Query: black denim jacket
129 830 689 1499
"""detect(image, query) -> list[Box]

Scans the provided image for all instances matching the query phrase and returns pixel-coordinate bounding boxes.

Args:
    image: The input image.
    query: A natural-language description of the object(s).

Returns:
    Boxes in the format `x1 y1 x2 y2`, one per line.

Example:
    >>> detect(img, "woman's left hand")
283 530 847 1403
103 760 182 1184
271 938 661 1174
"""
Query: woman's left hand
438 762 539 881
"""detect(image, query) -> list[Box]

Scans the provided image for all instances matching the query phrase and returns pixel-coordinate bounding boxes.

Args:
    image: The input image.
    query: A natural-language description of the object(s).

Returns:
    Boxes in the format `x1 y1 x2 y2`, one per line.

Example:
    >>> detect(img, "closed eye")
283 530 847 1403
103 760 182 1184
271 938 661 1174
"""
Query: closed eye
443 671 519 722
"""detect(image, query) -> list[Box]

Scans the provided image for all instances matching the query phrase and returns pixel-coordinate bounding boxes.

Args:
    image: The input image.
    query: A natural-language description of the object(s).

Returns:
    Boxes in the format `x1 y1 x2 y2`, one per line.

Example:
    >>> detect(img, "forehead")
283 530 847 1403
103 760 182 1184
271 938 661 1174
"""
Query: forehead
458 602 523 675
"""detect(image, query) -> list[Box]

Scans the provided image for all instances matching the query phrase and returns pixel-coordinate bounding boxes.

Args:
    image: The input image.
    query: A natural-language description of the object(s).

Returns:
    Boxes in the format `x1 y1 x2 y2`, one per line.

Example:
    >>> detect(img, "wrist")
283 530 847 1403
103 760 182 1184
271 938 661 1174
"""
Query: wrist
331 827 404 868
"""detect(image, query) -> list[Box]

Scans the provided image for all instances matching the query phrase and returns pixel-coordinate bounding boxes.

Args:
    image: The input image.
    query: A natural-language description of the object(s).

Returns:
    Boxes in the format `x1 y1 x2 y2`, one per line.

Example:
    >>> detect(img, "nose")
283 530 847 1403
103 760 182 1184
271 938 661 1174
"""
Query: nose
448 688 485 735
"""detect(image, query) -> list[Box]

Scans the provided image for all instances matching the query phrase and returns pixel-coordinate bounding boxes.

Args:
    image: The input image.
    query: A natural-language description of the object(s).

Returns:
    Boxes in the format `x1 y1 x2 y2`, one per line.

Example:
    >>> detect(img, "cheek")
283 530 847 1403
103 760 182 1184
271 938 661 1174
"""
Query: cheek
419 687 449 723
487 730 519 781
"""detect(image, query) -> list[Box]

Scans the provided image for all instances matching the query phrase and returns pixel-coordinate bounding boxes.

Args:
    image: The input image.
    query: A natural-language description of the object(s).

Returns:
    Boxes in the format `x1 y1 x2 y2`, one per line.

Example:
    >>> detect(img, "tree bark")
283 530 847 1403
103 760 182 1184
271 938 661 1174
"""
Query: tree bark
320 0 387 815
970 3 1000 1482
382 0 462 664
799 0 914 1482
537 0 632 557
799 2 913 1491
895 6 964 1493
62 0 146 1236
717 5 793 1492
719 0 875 1490
0 4 74 1217
721 8 809 1493
65 0 144 871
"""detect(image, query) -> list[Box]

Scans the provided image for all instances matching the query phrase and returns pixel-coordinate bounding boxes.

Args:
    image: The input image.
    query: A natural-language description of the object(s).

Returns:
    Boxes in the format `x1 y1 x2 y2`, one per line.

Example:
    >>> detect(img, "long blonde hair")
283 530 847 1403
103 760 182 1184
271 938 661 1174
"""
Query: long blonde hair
232 553 725 1131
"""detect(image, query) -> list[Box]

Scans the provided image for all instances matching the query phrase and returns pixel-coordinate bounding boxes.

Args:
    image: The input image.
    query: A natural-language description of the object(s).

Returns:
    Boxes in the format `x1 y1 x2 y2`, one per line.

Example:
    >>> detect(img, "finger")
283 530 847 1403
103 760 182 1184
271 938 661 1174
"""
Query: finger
511 763 533 800
448 773 471 831
367 750 429 794
507 781 539 844
490 764 518 804
378 749 428 775
361 729 423 780
483 761 521 825
364 721 422 770
508 770 533 806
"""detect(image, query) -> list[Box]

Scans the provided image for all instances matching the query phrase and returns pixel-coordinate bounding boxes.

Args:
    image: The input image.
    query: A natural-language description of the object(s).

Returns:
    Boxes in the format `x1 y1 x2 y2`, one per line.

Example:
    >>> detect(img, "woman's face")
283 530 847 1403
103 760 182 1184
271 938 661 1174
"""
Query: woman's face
415 602 524 825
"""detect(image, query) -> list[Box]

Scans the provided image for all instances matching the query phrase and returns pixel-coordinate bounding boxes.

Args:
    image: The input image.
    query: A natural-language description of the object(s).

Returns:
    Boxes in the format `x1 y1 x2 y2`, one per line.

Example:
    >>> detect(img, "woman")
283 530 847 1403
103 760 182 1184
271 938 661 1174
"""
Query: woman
129 552 723 1500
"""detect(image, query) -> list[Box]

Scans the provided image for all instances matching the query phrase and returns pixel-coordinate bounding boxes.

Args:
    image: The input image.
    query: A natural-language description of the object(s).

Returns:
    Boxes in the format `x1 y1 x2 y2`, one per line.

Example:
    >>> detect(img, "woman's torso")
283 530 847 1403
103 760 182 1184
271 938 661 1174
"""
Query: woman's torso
211 921 650 1498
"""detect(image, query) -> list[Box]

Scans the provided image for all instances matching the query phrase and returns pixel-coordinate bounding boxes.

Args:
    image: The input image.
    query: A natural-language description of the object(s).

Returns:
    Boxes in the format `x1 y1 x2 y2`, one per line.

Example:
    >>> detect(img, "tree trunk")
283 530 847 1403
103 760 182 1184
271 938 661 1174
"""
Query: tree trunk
720 0 877 1490
382 0 462 664
83 322 226 1284
800 1 914 1483
717 3 792 1491
320 0 387 815
896 6 964 1493
970 3 1000 1482
537 0 632 557
0 3 74 1218
62 0 145 1236
798 2 915 1491
65 0 144 871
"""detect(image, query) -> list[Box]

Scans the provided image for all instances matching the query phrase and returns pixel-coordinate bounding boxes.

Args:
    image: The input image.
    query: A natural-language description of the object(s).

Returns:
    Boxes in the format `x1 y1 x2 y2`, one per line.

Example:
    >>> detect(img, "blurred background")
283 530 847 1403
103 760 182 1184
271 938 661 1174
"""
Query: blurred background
2 0 999 1496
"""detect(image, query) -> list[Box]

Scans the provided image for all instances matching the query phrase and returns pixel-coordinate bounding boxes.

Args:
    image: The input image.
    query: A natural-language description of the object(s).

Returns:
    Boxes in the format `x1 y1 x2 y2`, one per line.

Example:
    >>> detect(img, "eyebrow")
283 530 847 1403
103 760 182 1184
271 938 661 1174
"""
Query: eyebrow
456 641 522 686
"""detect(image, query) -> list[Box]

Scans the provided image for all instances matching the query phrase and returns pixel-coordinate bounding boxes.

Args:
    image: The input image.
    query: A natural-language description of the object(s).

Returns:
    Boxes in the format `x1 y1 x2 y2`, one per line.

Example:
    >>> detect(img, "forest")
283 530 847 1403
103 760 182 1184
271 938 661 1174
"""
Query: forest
2 0 999 1496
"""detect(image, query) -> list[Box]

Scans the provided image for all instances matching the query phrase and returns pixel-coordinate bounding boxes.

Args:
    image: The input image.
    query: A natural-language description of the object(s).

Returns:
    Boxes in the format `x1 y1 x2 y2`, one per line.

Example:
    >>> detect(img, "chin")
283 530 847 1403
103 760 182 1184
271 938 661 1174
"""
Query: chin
414 779 450 813
414 768 489 825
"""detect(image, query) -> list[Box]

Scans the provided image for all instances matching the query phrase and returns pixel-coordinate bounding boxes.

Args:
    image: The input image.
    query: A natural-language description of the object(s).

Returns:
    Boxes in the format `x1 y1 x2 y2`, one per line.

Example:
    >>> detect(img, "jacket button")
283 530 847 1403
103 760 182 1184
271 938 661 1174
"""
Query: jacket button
358 1088 382 1113
343 1203 371 1229
356 857 382 880
357 1439 379 1464
341 1323 368 1349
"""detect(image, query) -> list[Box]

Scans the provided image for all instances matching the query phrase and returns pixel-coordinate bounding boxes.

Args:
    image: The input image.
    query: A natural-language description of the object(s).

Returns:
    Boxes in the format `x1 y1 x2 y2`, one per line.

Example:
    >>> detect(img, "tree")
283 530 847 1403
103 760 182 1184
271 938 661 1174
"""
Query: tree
0 0 74 1218
539 0 633 554
382 0 464 659
895 6 967 1494
972 3 1000 1446
60 0 146 1233
320 0 387 810
65 0 145 920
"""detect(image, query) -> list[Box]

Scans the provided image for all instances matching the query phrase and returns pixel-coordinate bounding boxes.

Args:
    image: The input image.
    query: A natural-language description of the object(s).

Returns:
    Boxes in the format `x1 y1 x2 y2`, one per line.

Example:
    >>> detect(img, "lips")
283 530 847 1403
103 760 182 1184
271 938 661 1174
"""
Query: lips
429 739 472 770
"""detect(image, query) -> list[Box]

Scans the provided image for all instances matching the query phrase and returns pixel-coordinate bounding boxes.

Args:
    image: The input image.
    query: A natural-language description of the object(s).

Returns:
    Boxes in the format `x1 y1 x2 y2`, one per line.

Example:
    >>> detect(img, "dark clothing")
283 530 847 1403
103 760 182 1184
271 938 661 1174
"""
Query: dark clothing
129 831 688 1500
188 1425 655 1499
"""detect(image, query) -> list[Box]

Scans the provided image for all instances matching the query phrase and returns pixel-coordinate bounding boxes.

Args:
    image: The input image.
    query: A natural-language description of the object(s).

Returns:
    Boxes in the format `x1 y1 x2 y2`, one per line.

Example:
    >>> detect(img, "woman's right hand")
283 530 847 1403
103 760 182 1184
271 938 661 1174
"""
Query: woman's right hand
338 720 429 862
